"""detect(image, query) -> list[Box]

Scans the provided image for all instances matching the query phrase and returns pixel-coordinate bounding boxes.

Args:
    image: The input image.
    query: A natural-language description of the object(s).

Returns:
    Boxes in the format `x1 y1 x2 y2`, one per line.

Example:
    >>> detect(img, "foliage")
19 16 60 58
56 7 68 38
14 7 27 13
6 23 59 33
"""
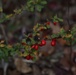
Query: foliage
0 1 76 61
25 0 47 12
0 11 76 61
0 18 75 61
53 15 63 22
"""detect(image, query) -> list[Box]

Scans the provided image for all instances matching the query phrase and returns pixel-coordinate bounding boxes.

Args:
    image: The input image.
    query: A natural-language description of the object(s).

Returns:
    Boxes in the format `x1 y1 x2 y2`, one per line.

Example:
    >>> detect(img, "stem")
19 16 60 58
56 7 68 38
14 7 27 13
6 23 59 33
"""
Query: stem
70 41 72 61
69 39 73 74
33 6 39 26
67 0 73 73
0 24 8 44
34 7 37 25
1 0 8 44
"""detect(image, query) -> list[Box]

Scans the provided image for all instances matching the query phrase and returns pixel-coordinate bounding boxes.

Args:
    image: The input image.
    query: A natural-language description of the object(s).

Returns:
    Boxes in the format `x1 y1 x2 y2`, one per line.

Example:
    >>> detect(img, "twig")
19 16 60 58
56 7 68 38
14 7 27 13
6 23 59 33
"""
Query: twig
0 24 8 44
69 40 73 73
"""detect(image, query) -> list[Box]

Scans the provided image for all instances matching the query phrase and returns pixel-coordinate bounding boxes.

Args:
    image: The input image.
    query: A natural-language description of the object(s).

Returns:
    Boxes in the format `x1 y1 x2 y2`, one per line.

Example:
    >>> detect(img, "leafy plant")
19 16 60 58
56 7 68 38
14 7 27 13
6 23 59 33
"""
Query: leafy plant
25 0 47 12
0 1 76 61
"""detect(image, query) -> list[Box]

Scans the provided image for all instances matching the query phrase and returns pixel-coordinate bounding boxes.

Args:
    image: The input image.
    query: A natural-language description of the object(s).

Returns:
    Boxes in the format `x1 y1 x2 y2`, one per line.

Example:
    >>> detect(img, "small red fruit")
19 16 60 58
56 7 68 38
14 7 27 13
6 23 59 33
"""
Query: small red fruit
52 39 56 41
41 40 46 46
28 34 32 38
34 44 39 50
39 43 43 46
53 22 57 25
51 39 56 46
32 44 39 50
26 55 32 60
46 22 50 25
21 42 26 46
32 45 35 49
30 56 33 59
40 28 44 31
26 55 33 60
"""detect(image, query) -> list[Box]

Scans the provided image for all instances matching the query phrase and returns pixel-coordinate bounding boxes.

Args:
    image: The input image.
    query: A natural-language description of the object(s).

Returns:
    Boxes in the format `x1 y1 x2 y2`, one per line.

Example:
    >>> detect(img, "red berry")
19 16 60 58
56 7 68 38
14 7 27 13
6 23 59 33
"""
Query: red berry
30 56 33 59
40 28 44 31
53 22 57 25
46 22 50 25
26 55 31 60
32 45 35 49
41 40 46 46
51 40 56 46
39 43 43 46
52 39 56 41
28 34 32 38
21 42 26 46
34 45 39 50
32 44 39 50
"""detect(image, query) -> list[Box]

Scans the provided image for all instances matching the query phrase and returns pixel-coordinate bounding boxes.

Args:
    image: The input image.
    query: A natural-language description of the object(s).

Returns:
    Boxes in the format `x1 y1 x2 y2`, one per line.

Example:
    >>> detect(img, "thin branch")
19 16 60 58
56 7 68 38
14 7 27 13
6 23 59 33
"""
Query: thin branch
0 24 8 44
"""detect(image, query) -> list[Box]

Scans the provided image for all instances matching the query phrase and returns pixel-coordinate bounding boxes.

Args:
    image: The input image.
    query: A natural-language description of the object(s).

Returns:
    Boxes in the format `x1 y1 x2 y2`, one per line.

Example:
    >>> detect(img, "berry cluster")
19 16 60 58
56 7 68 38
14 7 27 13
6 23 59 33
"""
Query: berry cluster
22 39 56 60
20 21 58 60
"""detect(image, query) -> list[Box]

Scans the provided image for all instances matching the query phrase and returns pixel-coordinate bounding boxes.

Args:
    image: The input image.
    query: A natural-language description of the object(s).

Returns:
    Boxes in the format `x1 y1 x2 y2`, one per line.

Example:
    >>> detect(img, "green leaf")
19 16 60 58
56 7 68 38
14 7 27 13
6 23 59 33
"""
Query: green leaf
46 25 51 29
40 1 47 5
36 5 43 12
28 0 33 4
72 38 76 45
24 51 29 56
51 34 59 38
30 7 34 12
54 15 57 19
57 18 63 22
0 50 3 59
22 39 26 43
0 19 5 23
43 26 47 29
30 38 36 44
